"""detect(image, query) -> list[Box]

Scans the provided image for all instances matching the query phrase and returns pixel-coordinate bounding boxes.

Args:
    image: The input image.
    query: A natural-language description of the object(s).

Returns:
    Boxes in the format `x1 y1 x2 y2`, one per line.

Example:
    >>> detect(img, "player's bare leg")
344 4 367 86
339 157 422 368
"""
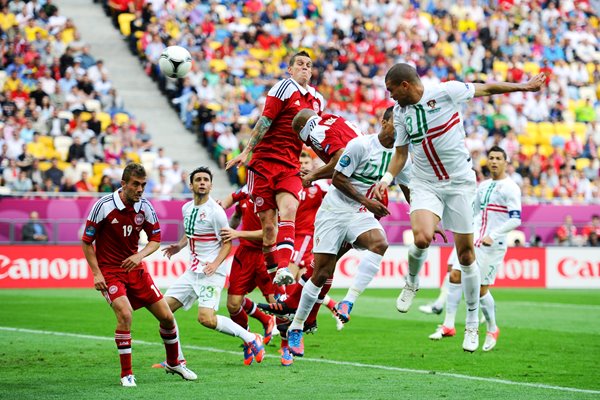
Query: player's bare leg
147 299 197 380
337 229 388 323
454 233 480 352
397 210 439 313
272 192 299 285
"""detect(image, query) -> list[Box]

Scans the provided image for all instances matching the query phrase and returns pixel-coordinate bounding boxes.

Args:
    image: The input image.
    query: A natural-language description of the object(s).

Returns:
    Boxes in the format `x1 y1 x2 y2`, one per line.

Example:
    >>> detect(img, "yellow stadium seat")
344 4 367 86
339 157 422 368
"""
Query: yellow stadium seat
208 41 221 50
553 122 571 138
576 158 591 171
523 62 540 75
209 59 228 72
525 121 539 137
38 161 52 172
126 151 140 163
80 111 92 122
249 48 268 60
96 112 112 132
539 145 553 157
90 174 102 189
493 61 509 80
238 17 252 26
93 162 110 177
419 12 433 24
282 18 301 33
574 122 587 141
521 145 536 156
118 13 136 37
114 113 130 126
38 135 54 149
538 122 555 138
206 103 222 112
54 136 73 161
517 134 533 146
587 62 596 75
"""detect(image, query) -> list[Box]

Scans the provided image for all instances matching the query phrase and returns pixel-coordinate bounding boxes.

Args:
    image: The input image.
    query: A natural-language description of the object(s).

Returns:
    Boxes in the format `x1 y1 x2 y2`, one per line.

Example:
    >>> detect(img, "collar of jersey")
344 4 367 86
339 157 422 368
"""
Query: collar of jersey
113 189 142 212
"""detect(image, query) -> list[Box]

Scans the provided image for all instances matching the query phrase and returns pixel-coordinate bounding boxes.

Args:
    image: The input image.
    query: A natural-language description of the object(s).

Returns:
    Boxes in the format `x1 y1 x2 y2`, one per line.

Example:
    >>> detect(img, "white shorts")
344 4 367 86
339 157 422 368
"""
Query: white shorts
164 269 225 311
313 208 385 254
450 246 507 285
410 177 476 234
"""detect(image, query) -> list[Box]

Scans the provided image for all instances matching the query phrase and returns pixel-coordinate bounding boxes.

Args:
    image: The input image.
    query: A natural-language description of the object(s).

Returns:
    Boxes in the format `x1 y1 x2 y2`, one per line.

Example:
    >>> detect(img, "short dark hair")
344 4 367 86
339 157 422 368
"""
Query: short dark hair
592 214 599 220
383 106 394 122
488 145 507 160
122 163 146 182
385 63 420 85
189 166 212 183
290 51 311 67
300 150 311 158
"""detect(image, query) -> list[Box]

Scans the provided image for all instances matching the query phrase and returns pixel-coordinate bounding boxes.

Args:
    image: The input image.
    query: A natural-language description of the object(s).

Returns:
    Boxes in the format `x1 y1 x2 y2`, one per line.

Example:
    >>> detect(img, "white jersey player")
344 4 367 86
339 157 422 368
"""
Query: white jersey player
158 167 265 367
377 63 544 352
430 146 521 352
286 107 407 357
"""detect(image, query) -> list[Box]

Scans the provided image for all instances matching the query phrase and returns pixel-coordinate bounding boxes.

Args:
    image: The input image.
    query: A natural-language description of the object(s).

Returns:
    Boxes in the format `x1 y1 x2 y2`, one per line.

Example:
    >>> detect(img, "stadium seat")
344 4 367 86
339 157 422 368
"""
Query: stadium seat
206 103 222 112
523 62 540 75
96 112 112 132
118 13 136 37
38 135 55 149
90 174 102 189
114 113 130 126
553 122 571 140
126 151 140 163
75 162 93 178
57 110 73 121
574 122 587 140
79 111 92 122
579 86 597 101
238 17 251 26
520 145 536 156
209 59 228 72
507 230 526 247
517 134 533 146
208 41 221 50
539 145 553 157
493 61 509 80
93 162 110 177
0 70 7 88
54 136 73 161
576 158 591 171
38 161 52 171
282 18 301 33
85 99 102 113
140 151 158 172
538 122 555 138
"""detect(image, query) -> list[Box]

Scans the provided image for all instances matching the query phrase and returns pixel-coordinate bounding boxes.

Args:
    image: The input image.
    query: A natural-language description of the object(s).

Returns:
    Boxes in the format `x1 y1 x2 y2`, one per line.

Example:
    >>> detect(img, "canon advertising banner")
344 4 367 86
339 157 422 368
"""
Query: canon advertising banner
0 245 598 289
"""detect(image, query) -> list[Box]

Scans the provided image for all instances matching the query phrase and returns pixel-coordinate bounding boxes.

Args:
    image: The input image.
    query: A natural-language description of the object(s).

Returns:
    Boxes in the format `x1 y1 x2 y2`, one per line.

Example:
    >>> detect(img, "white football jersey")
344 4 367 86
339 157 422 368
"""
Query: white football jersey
323 134 406 212
473 177 522 247
394 81 476 182
182 197 229 274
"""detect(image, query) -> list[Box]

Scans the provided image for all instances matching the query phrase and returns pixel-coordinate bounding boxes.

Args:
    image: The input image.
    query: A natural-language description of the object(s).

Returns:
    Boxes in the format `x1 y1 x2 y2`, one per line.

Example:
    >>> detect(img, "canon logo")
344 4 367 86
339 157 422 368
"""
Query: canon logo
557 258 600 278
144 259 188 278
338 256 430 278
496 258 540 280
0 255 89 280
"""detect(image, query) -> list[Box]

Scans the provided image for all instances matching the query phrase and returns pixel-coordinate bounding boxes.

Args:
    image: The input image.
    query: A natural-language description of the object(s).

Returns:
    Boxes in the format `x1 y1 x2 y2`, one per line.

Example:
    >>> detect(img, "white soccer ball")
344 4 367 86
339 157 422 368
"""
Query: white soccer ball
158 46 192 79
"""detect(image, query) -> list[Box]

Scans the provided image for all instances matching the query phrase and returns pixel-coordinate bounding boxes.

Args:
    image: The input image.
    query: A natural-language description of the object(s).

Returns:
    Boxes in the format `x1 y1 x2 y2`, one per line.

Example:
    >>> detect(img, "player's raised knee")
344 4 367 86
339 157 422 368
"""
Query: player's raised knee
413 232 433 249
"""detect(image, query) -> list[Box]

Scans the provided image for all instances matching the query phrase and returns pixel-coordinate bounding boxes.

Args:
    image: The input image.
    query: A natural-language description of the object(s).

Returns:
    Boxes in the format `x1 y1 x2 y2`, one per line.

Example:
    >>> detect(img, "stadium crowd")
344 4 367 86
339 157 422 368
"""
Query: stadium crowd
102 0 600 203
0 0 186 198
1 0 600 206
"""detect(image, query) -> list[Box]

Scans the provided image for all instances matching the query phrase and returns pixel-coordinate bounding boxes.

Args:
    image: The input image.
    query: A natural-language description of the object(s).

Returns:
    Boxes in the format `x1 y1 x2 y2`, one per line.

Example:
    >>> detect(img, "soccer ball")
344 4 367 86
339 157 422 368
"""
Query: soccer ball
158 46 192 79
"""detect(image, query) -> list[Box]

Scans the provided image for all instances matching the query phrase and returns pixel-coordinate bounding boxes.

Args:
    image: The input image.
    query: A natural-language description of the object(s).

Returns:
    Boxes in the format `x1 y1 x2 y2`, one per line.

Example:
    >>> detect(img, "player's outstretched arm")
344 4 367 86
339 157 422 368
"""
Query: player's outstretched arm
473 73 545 97
82 241 107 291
162 234 187 259
333 171 390 218
225 116 273 170
122 241 160 272
376 144 409 200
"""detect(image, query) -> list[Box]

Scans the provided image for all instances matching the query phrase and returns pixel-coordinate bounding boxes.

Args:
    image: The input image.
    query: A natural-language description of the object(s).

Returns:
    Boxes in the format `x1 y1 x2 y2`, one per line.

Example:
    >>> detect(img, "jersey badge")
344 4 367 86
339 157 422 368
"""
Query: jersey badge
294 100 300 106
255 197 264 207
111 218 119 224
108 285 118 295
85 226 96 237
313 101 319 112
339 155 351 168
308 186 318 196
427 99 436 109
134 213 144 225
198 211 207 223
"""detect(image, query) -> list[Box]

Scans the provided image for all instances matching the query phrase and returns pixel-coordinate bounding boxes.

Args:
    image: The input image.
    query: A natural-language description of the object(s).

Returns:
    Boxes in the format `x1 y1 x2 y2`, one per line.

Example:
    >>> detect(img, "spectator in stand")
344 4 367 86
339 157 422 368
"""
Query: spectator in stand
582 215 600 240
11 170 33 193
85 136 105 164
565 132 583 158
66 136 86 162
587 232 600 247
75 171 94 192
556 215 578 246
41 176 59 193
97 175 115 193
21 211 48 243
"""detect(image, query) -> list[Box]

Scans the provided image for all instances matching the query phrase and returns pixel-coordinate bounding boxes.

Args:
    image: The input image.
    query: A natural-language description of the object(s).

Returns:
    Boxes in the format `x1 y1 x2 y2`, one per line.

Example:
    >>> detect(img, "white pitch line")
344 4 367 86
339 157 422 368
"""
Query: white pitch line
1 326 599 395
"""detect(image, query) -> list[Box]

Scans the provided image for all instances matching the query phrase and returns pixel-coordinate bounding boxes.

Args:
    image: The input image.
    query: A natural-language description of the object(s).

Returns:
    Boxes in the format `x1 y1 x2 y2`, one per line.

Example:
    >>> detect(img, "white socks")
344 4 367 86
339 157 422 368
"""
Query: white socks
216 315 255 343
289 279 321 331
443 282 462 329
173 319 185 362
433 272 449 310
343 251 382 304
461 262 481 328
480 292 497 333
407 244 427 287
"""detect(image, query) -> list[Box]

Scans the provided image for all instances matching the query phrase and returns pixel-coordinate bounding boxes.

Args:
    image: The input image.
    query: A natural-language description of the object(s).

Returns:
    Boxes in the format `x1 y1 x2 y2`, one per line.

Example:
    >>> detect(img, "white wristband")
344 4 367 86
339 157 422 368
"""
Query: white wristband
381 172 394 185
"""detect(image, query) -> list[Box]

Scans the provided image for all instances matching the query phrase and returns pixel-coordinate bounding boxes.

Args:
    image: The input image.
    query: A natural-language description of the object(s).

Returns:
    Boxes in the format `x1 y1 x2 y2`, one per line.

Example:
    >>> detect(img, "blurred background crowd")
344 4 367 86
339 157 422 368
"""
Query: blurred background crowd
0 0 599 245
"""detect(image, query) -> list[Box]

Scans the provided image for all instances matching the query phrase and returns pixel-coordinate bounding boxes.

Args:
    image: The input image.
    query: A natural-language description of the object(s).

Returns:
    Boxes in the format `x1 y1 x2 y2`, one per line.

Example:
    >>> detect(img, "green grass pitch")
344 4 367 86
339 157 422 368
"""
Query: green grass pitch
1 288 599 399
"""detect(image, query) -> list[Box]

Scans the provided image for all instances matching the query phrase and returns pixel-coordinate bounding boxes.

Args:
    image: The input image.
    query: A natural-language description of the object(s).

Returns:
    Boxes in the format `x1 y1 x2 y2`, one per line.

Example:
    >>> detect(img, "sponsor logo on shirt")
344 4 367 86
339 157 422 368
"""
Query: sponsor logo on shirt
111 218 119 224
85 226 96 237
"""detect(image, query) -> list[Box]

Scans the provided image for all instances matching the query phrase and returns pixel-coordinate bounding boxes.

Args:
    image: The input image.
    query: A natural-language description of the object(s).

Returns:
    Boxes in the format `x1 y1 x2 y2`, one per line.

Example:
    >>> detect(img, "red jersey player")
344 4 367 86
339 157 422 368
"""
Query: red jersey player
81 163 196 386
217 185 277 353
226 51 326 287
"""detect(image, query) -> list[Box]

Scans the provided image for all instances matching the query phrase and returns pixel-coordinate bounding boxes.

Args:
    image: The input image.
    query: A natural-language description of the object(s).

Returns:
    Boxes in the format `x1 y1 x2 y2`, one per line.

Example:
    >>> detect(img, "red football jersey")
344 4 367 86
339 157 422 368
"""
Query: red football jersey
299 113 361 163
232 186 262 249
251 78 326 169
295 182 327 236
82 190 161 272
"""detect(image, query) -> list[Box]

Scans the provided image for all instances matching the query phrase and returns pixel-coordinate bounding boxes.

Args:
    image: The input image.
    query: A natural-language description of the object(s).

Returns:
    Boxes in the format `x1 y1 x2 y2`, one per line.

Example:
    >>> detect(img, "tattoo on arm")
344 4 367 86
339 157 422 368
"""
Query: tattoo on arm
246 116 272 152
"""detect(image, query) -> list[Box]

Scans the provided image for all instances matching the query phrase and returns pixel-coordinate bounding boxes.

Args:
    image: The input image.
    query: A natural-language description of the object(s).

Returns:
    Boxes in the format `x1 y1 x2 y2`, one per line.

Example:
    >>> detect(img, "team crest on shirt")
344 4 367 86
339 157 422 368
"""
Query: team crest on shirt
426 99 441 114
313 101 319 112
308 186 318 197
134 213 144 225
108 285 118 295
255 197 264 207
198 211 207 223
427 99 437 109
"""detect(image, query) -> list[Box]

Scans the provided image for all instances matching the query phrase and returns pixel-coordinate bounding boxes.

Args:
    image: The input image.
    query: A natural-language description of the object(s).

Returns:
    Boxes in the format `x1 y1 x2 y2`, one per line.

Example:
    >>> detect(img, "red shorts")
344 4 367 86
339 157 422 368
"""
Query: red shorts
229 245 274 297
247 160 302 213
292 234 314 267
101 268 163 310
